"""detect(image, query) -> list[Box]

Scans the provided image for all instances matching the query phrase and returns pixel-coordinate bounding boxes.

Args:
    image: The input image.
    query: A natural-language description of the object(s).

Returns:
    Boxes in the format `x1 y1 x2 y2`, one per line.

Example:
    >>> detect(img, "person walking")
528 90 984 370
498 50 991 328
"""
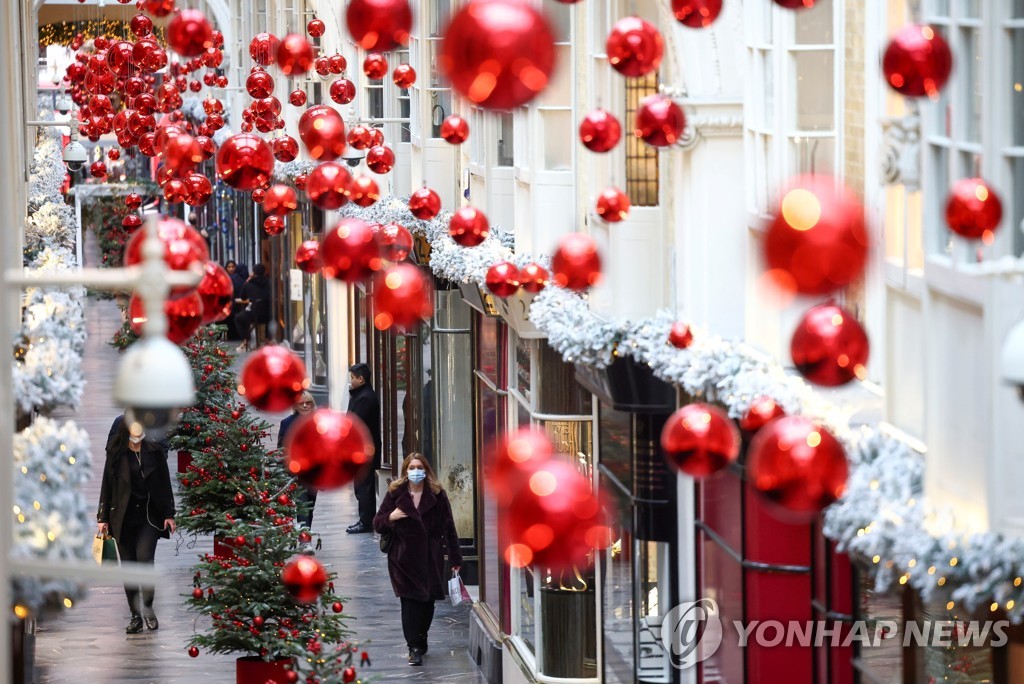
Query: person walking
234 263 271 351
96 416 176 634
278 391 318 531
346 363 381 534
372 454 462 666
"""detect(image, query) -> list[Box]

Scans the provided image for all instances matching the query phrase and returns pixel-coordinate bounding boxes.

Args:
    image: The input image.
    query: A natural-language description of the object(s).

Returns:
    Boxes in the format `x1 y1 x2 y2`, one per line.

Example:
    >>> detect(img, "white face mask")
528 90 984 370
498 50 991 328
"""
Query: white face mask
407 469 426 483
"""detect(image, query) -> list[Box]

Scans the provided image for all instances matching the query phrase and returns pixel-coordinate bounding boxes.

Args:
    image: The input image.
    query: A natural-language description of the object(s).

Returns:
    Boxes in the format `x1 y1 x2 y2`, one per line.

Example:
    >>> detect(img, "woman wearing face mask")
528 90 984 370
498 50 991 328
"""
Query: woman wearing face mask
96 414 176 634
373 454 462 666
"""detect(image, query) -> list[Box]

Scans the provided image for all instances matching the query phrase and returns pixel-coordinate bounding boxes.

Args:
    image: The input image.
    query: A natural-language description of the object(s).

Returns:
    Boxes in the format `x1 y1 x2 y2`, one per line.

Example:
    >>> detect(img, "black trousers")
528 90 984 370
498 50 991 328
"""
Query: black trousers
119 501 161 613
235 310 257 341
296 485 318 529
400 597 435 651
354 473 375 526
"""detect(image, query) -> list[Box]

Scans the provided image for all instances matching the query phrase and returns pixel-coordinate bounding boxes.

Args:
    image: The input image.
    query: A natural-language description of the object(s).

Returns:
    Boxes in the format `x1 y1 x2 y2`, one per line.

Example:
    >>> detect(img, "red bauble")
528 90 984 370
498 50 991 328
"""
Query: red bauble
635 95 686 147
489 427 553 503
365 145 395 174
392 64 417 89
90 161 107 178
263 185 298 216
408 188 441 220
739 397 786 435
763 175 869 295
294 173 308 191
371 263 433 331
192 587 203 599
346 175 380 207
122 214 143 230
128 290 204 344
123 217 209 293
167 10 213 58
363 53 389 80
552 233 601 291
185 171 213 206
234 492 246 506
660 404 739 477
188 646 199 658
773 0 817 7
196 261 233 324
321 218 382 282
347 125 374 150
106 41 137 78
668 322 693 349
249 32 280 66
334 603 344 614
143 0 175 17
440 115 470 145
306 163 352 210
163 133 202 173
245 70 275 99
238 346 310 412
377 223 414 262
883 24 953 98
328 54 347 74
298 105 346 161
216 133 274 190
194 136 216 161
449 207 489 247
307 18 326 38
329 78 357 105
284 409 373 489
252 188 268 204
595 187 630 222
790 303 870 386
273 135 299 163
747 416 848 516
519 263 549 293
368 128 385 146
485 261 521 298
281 556 327 603
945 178 1003 240
288 89 307 107
125 192 143 209
131 13 154 37
440 0 556 110
295 240 323 274
606 17 664 77
277 34 314 76
263 216 286 236
346 0 412 51
671 0 723 28
579 109 622 153
163 179 189 204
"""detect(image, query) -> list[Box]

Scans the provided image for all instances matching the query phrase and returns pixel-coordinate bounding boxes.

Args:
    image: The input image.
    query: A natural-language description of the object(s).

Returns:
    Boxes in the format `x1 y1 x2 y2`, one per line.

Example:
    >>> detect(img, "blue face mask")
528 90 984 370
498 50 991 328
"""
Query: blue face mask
407 469 426 483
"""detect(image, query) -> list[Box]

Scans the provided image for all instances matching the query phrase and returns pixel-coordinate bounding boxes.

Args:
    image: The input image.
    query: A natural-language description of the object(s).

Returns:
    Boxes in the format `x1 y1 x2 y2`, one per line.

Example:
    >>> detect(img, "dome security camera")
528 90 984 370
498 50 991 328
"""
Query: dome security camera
114 336 195 439
1001 319 1024 402
62 140 88 172
341 146 365 168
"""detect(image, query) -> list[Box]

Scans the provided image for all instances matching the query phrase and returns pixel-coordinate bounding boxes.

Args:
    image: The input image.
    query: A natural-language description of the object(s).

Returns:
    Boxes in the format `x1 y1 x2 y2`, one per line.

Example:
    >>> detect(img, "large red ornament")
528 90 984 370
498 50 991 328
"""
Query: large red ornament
945 178 1003 240
763 175 870 295
321 218 382 282
347 125 374 150
365 145 395 174
486 262 521 298
122 214 143 230
194 136 216 161
298 105 346 161
440 115 470 145
143 0 175 17
635 95 686 147
489 427 553 502
245 70 275 99
440 0 556 110
660 404 739 477
216 134 275 190
249 32 280 66
668 322 693 349
747 416 848 517
671 0 723 28
346 0 412 52
306 163 352 210
163 133 202 173
167 10 213 58
376 223 414 262
883 24 953 98
263 185 298 216
393 64 416 89
123 217 209 294
363 53 389 80
106 41 137 78
277 34 314 76
281 556 327 603
579 109 622 153
184 173 213 206
519 263 548 293
196 261 233 324
346 175 380 208
329 78 357 105
128 290 204 345
408 188 441 220
552 233 601 291
237 346 310 412
284 409 373 489
295 240 323 274
449 207 489 247
131 13 154 37
739 397 786 435
371 263 433 331
163 180 189 204
595 187 630 223
307 18 326 38
790 303 869 386
606 17 664 77
273 136 299 163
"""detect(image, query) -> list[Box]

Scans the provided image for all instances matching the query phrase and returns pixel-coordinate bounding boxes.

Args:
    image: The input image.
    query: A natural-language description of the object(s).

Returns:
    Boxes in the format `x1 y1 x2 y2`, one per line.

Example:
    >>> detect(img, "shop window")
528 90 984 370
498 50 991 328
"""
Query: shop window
625 72 660 207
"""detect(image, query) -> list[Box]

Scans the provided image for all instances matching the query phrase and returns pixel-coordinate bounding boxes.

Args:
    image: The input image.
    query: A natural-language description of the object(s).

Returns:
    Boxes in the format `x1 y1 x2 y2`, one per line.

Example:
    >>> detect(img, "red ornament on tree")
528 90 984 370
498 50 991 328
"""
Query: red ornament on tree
763 175 870 295
329 78 356 105
449 207 489 247
320 218 382 282
371 263 434 331
376 223 414 262
440 0 556 110
282 556 327 603
552 233 601 291
233 492 246 506
216 133 275 190
128 290 204 345
660 404 739 477
188 646 199 658
295 240 323 274
346 175 380 207
306 162 352 210
333 602 344 614
668 321 693 349
249 32 280 66
635 95 686 147
747 416 849 516
167 10 213 58
237 346 310 412
739 397 786 435
945 178 1003 240
595 187 630 222
365 145 395 174
486 261 521 298
392 64 416 88
606 17 664 77
196 261 233 324
408 187 442 220
342 667 356 683
277 34 314 76
519 263 549 293
579 109 622 153
883 24 953 98
671 0 723 28
284 409 373 489
790 303 869 386
298 105 346 162
263 185 298 216
346 0 412 52
263 215 286 236
273 135 299 163
440 115 470 145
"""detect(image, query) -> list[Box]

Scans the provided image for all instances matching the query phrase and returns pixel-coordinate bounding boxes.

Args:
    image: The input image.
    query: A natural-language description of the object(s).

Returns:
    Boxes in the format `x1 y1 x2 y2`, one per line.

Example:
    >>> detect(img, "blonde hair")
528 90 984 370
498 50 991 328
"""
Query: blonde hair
389 453 441 494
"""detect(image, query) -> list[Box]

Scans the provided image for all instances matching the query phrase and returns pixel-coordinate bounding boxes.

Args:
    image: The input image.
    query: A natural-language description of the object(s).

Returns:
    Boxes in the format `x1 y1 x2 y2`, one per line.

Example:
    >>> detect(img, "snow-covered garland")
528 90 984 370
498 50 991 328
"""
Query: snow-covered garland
342 194 1024 622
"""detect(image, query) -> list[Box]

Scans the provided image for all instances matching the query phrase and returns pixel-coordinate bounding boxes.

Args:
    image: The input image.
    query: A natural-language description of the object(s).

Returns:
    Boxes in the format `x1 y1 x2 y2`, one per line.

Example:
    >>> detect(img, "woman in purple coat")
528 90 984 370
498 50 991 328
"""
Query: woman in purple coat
373 453 462 666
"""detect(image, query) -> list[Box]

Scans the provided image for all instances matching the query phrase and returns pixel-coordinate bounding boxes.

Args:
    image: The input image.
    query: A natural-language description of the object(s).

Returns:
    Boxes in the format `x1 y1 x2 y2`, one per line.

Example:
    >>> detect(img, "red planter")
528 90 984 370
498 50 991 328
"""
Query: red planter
177 451 193 473
212 535 236 559
236 656 294 683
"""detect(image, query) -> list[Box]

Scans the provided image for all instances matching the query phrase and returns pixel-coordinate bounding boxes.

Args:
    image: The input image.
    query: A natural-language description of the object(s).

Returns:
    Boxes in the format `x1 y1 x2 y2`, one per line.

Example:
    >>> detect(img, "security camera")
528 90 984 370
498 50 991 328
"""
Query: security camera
62 140 88 172
341 146 365 168
1001 319 1024 402
114 336 195 439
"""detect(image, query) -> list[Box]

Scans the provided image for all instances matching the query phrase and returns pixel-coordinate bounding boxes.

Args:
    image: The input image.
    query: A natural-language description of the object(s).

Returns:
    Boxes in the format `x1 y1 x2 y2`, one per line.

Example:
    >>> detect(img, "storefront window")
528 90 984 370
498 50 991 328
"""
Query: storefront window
474 315 506 616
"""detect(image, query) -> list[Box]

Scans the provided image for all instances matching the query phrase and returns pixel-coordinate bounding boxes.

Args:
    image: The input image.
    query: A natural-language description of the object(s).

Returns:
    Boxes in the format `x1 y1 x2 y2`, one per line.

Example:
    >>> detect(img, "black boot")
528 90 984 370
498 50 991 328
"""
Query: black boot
126 614 143 634
408 648 423 666
142 607 159 630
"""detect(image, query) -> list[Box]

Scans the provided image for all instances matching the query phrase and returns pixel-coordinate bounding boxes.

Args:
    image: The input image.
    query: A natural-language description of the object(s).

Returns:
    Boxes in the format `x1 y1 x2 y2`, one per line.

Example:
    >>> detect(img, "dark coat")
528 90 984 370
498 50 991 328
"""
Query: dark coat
97 425 175 543
278 412 302 449
348 383 381 469
240 275 272 323
373 484 463 602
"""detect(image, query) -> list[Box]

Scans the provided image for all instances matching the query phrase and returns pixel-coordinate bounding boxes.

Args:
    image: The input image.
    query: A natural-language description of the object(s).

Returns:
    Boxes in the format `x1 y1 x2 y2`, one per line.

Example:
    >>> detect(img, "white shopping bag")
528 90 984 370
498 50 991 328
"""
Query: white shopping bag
448 570 471 607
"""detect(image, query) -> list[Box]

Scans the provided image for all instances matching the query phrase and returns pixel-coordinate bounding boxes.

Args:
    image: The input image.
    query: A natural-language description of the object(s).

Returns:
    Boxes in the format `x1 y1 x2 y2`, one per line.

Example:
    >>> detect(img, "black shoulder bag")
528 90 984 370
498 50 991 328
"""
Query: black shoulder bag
379 528 394 553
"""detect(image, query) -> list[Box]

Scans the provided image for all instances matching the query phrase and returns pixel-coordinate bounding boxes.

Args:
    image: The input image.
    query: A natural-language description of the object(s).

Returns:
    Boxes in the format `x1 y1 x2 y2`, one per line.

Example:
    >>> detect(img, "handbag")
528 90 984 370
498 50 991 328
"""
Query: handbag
91 534 120 565
379 529 394 553
448 569 471 607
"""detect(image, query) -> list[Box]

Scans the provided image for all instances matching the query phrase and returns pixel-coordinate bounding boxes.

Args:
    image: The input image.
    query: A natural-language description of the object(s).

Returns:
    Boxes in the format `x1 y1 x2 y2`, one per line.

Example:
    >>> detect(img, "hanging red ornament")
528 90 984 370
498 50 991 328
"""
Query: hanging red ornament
363 53 389 80
945 178 1003 240
329 78 357 105
188 647 199 658
284 409 373 489
281 556 327 603
277 34 315 76
196 261 233 324
440 0 556 109
882 24 953 98
739 397 786 435
131 13 154 37
660 404 739 477
606 17 664 77
194 136 216 161
392 64 416 89
306 162 352 210
595 187 631 222
347 125 374 150
216 133 275 190
346 175 380 207
579 109 622 153
263 185 299 216
129 290 204 344
307 18 326 38
295 240 323 274
519 263 549 293
408 187 442 220
440 115 470 145
249 32 280 66
298 105 347 161
671 0 723 28
489 426 554 504
163 133 203 174
790 303 869 386
288 89 307 107
371 263 433 331
273 136 299 163
294 173 308 191
763 175 870 295
238 345 310 412
321 218 382 282
328 54 347 74
449 207 489 247
552 233 601 291
747 416 848 517
635 95 686 147
376 223 414 262
668 321 693 349
772 0 817 7
167 9 213 58
486 262 521 298
346 0 412 52
251 188 268 204
125 193 144 210
143 0 175 17
368 128 385 146
365 145 395 174
105 41 136 78
163 179 189 204
184 173 213 206
245 70 275 99
89 161 107 178
124 218 209 294
263 215 286 236
122 214 143 230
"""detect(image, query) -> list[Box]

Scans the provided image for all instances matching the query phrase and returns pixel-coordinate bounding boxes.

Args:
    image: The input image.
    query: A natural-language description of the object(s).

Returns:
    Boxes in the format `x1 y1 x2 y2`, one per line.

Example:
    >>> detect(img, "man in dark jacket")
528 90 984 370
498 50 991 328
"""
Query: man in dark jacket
347 363 381 533
278 391 317 530
234 263 272 350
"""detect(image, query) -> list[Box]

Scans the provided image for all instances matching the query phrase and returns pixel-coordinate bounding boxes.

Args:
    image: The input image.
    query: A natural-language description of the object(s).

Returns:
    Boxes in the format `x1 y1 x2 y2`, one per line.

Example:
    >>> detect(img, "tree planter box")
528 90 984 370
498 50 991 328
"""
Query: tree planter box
177 451 193 474
457 281 500 317
574 354 676 414
236 655 294 684
493 290 544 339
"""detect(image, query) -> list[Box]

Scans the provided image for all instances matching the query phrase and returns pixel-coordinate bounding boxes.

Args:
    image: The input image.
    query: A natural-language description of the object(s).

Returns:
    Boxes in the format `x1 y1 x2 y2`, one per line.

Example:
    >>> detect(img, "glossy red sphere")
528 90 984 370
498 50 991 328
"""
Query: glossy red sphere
238 345 310 412
122 214 143 230
328 54 347 74
392 64 417 89
661 404 739 477
346 175 380 208
281 555 327 603
215 133 274 190
251 188 268 204
773 0 818 7
371 263 433 331
346 0 412 51
552 233 601 291
106 41 137 78
263 215 286 236
519 263 549 293
595 187 631 223
143 0 175 17
790 303 870 386
329 78 357 105
273 135 299 163
449 207 489 247
90 161 107 178
125 193 144 209
376 223 414 262
263 184 298 216
249 32 280 66
739 397 786 435
671 0 723 28
284 409 373 489
298 105 347 162
128 290 203 344
194 135 216 161
365 145 395 174
123 217 209 294
606 16 664 77
363 53 389 80
163 133 202 173
883 24 953 98
668 321 693 349
306 162 352 210
131 13 153 37
167 9 213 58
635 95 687 147
307 18 326 38
289 89 307 107
245 70 275 98
196 261 233 324
184 173 213 206
347 125 374 151
945 178 1003 240
486 261 521 298
440 115 470 145
321 218 382 282
277 33 314 76
408 188 442 220
295 240 323 274
579 109 622 153
488 426 554 503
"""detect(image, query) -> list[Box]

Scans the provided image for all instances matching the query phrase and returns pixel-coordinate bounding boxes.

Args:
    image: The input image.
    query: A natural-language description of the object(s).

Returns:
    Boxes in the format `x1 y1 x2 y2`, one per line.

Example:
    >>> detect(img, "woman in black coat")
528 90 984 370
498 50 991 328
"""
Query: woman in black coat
234 263 272 350
96 415 176 634
373 453 462 666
